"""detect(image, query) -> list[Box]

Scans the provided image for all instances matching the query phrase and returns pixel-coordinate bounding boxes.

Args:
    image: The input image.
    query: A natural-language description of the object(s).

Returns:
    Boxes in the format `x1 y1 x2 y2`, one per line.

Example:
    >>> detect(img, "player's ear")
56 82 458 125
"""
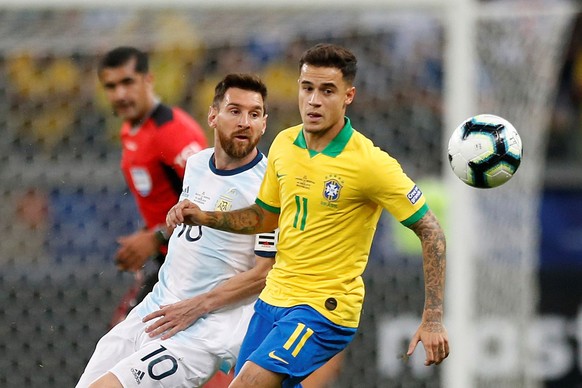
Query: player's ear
262 114 268 135
144 72 154 85
143 72 155 97
345 86 356 106
207 105 217 128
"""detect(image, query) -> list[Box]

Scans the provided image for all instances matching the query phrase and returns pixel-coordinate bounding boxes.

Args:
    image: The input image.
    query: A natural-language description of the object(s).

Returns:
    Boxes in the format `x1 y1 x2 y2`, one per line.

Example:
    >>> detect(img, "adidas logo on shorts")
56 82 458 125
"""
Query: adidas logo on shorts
131 367 145 384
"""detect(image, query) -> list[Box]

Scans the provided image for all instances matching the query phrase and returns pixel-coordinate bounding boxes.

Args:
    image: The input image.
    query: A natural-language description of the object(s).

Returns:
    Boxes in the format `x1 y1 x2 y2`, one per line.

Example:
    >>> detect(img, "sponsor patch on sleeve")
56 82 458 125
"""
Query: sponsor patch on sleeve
406 185 423 205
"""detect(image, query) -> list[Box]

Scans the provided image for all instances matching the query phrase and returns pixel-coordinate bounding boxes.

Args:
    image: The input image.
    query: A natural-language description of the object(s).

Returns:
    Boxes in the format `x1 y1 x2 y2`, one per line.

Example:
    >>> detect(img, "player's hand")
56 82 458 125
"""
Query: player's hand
115 230 159 271
407 321 449 366
166 199 202 229
142 296 207 340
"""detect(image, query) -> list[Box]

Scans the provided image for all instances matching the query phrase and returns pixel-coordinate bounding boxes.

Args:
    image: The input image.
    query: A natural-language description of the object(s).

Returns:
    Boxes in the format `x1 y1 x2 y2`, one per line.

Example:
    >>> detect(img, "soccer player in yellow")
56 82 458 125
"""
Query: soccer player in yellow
167 43 449 388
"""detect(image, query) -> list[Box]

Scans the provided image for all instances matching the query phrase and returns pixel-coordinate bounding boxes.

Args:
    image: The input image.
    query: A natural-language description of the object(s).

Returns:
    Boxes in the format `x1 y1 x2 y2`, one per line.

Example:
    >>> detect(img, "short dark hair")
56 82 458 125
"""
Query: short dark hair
98 46 149 74
299 43 357 84
212 73 268 114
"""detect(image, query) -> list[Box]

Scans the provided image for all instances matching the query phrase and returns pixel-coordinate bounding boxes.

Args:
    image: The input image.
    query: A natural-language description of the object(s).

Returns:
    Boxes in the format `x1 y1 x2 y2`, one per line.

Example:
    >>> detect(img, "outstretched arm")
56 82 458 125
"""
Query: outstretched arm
166 199 279 234
406 209 449 365
142 256 274 339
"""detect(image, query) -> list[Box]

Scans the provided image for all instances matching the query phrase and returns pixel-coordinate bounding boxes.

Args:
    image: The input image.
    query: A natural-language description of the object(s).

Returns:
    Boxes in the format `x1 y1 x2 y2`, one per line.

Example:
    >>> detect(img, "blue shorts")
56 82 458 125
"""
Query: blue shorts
235 299 357 388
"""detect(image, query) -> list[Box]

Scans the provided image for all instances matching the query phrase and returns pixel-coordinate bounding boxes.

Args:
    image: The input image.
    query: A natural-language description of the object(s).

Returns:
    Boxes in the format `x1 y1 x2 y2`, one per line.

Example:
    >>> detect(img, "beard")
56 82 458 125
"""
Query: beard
218 131 261 159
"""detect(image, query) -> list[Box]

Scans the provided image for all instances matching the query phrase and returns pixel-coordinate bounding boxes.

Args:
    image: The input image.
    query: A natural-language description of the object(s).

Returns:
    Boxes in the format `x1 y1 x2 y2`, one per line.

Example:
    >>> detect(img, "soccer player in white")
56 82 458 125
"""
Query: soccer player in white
76 73 275 388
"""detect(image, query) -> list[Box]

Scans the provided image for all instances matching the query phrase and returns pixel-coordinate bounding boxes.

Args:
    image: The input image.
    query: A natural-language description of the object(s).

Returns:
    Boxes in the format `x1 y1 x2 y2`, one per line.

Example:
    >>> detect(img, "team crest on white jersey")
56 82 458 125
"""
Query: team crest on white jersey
323 177 343 201
215 188 238 211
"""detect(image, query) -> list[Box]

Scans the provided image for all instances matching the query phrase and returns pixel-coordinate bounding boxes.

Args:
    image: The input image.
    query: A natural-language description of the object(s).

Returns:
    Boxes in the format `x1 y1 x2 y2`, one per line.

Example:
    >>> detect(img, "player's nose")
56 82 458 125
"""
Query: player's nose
238 113 251 127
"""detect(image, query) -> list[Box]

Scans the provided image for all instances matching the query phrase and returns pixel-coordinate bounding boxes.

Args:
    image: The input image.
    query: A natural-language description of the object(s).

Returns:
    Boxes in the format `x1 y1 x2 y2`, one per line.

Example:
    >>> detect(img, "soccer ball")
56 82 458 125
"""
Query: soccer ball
448 114 522 188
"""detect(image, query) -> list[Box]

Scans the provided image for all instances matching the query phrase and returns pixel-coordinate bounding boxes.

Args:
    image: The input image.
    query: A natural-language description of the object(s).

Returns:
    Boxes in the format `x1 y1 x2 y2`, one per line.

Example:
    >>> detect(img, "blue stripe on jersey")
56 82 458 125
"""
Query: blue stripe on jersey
208 150 264 176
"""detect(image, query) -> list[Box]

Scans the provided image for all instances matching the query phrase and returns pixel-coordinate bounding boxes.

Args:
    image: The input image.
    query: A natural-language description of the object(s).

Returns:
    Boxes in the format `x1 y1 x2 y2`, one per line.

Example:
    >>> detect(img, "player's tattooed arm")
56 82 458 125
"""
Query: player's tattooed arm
406 209 449 365
167 200 278 234
199 204 273 234
409 209 447 328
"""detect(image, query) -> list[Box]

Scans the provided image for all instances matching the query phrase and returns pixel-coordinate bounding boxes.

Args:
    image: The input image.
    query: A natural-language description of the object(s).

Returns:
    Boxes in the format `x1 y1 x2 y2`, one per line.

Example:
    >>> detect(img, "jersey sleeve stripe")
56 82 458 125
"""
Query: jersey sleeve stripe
255 198 280 214
400 203 429 227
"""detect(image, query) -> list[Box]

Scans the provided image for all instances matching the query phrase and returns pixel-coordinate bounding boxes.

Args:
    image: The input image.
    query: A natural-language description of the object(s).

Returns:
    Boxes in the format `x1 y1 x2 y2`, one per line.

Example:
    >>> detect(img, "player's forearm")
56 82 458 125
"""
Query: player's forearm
189 204 276 235
200 257 273 313
203 274 265 313
410 210 447 327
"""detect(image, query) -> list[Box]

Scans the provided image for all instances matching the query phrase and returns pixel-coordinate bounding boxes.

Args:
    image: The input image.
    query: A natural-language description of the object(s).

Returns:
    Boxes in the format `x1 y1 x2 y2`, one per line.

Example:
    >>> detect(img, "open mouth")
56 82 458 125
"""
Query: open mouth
306 113 322 122
115 104 132 113
233 132 250 141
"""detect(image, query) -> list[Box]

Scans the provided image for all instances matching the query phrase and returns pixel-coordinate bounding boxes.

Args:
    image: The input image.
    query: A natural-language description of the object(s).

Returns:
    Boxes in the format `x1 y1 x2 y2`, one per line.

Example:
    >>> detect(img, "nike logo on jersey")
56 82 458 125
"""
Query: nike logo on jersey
276 173 287 179
268 350 289 364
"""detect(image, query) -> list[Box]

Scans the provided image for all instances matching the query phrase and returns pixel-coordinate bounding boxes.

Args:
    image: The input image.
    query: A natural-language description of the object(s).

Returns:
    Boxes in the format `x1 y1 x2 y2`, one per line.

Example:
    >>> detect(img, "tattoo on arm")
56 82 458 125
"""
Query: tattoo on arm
409 209 447 329
204 204 265 234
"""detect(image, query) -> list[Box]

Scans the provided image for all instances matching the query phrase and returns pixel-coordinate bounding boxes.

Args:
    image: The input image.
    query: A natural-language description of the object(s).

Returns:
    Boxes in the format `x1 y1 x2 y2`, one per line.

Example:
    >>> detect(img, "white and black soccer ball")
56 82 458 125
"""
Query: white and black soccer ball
448 114 522 188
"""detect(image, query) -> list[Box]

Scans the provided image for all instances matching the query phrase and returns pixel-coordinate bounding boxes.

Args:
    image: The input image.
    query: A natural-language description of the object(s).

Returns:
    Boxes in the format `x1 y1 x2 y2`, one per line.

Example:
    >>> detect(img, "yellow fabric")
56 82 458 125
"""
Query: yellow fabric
256 119 427 327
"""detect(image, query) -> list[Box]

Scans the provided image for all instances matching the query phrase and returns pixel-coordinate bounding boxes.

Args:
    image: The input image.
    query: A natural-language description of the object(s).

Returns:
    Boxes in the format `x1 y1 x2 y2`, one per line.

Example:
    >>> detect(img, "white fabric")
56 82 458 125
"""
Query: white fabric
76 307 254 387
76 148 270 387
138 148 268 317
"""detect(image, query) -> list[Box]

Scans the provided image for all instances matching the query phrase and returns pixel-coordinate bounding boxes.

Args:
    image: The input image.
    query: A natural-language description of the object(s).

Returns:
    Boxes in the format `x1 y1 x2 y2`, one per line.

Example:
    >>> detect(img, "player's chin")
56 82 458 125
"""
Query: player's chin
115 107 136 121
226 143 255 159
302 122 325 134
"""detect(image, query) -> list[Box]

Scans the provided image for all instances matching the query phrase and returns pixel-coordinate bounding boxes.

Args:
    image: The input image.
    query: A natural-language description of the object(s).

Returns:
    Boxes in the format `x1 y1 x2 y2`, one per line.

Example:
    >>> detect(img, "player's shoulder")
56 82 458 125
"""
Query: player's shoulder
271 124 302 148
277 124 302 140
150 103 175 127
255 150 268 171
185 147 214 166
343 129 402 177
348 127 374 148
153 104 203 130
169 105 195 122
351 128 393 156
241 150 268 177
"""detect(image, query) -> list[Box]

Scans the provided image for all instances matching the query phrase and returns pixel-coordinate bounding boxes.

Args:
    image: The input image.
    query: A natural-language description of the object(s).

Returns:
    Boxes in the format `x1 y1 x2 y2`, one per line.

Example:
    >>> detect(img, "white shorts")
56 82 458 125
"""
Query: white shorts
76 302 255 387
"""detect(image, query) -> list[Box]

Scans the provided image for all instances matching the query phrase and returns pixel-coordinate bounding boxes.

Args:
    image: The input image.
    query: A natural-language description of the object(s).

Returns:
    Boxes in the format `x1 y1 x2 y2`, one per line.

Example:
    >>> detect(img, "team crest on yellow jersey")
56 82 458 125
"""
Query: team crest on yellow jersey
323 178 343 201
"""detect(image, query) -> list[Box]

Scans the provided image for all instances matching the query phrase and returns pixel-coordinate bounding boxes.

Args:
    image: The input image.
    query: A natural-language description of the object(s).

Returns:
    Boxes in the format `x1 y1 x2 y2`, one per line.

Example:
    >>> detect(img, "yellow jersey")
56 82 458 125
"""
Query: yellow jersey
256 117 428 328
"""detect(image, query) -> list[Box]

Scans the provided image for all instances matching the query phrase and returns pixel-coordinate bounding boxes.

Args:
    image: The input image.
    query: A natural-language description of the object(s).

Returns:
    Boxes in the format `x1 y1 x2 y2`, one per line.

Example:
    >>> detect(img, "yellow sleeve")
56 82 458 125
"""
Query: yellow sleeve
256 142 281 213
364 146 427 223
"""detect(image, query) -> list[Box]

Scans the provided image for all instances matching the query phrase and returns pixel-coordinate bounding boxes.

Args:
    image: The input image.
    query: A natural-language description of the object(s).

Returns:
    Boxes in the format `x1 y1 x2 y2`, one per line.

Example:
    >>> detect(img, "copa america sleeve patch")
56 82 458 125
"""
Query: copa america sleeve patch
254 229 278 258
407 185 423 205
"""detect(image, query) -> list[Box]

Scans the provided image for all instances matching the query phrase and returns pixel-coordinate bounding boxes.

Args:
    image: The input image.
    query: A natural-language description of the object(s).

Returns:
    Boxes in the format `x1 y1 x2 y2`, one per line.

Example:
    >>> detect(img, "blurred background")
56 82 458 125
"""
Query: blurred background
0 0 581 387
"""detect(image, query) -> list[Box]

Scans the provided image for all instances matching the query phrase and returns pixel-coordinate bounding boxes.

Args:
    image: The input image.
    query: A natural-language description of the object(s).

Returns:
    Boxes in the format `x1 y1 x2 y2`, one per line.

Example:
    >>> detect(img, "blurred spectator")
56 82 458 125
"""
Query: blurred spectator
260 38 307 148
7 53 81 152
149 11 205 106
0 187 50 266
